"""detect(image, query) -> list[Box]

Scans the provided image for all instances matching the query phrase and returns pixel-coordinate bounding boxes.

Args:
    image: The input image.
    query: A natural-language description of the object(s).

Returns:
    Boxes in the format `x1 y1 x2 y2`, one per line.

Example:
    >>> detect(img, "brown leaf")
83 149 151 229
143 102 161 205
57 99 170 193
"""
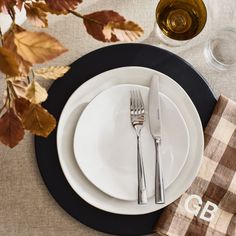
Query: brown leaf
0 108 24 148
16 56 31 76
3 26 32 76
0 0 16 13
0 47 20 76
8 77 28 98
83 10 125 42
32 2 65 15
45 0 82 13
25 2 48 28
15 97 56 137
22 103 56 137
14 97 30 117
103 21 144 42
34 66 70 80
14 31 68 64
25 80 48 104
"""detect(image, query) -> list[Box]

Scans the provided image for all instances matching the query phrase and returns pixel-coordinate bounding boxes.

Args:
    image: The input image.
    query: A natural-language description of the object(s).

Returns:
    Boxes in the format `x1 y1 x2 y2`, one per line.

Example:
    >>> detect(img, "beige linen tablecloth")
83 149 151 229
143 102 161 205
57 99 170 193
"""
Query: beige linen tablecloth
0 1 235 235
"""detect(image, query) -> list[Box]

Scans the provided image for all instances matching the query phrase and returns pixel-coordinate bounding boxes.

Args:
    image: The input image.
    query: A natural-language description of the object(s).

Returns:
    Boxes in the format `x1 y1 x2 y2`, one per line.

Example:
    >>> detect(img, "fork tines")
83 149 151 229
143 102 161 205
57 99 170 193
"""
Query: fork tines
130 90 145 120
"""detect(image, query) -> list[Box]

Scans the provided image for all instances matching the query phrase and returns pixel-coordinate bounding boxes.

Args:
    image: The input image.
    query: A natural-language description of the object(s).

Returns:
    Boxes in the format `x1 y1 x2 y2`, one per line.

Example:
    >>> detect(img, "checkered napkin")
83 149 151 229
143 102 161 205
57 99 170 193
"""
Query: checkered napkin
155 95 236 236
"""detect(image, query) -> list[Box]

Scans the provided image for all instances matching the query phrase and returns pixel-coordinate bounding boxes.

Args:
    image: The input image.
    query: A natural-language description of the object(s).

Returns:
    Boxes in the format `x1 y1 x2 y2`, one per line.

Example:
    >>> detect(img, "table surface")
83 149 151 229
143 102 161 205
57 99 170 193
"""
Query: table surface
0 1 235 235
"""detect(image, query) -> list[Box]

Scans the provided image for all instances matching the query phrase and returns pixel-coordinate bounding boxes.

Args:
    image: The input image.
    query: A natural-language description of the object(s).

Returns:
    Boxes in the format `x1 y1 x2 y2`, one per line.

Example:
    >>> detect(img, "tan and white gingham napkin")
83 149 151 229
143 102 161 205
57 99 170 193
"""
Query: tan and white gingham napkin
155 95 236 236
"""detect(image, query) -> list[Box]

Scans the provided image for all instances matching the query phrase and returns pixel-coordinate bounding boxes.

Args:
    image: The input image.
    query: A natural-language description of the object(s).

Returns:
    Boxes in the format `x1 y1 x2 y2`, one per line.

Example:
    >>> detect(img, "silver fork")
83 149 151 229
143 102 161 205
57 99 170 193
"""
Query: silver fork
130 90 148 205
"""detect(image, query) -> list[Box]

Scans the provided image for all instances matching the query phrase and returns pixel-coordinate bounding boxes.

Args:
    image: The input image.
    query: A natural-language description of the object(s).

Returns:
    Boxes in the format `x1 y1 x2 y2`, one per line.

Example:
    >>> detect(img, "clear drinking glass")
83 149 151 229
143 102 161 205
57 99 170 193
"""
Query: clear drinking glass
204 28 236 70
144 0 207 47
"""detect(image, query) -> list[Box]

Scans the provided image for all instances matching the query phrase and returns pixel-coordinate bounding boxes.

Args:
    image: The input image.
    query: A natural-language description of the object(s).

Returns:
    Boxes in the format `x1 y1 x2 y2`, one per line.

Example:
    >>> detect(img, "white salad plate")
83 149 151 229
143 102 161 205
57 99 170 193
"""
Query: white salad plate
57 66 204 215
73 84 190 201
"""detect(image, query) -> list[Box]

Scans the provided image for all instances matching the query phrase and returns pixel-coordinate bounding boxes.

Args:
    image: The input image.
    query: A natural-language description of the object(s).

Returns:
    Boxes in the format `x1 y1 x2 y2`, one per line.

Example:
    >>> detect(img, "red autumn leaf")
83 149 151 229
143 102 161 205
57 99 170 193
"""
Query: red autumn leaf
45 0 82 13
83 10 125 42
0 108 24 148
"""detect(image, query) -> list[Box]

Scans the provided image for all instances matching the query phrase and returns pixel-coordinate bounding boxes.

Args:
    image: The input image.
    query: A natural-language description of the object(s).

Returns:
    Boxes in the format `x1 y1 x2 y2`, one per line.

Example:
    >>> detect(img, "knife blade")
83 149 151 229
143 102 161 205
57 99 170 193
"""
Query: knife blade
149 75 161 139
149 75 165 204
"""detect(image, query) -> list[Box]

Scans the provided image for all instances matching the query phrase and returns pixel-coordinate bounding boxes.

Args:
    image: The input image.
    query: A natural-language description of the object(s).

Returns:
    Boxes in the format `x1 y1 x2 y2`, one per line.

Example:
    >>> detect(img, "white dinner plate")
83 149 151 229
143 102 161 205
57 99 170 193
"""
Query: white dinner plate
73 84 190 201
57 66 204 215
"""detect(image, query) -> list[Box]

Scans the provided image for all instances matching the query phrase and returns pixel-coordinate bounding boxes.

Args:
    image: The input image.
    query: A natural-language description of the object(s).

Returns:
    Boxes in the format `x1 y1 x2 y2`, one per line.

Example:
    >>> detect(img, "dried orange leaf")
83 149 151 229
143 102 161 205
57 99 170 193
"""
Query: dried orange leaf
25 2 48 28
83 10 125 42
16 56 31 76
4 26 32 76
32 2 65 15
15 97 56 137
0 47 20 76
14 97 31 117
34 66 70 80
0 108 24 148
103 21 143 42
8 77 28 98
22 103 56 137
25 80 48 104
14 31 67 64
45 0 82 13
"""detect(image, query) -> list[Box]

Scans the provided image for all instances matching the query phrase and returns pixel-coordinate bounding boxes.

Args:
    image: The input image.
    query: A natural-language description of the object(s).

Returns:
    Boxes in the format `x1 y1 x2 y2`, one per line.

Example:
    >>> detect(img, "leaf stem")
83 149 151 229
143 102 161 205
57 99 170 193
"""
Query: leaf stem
0 26 3 46
6 83 11 109
7 80 18 99
0 27 6 114
31 69 35 79
8 7 16 22
0 102 6 114
68 10 104 26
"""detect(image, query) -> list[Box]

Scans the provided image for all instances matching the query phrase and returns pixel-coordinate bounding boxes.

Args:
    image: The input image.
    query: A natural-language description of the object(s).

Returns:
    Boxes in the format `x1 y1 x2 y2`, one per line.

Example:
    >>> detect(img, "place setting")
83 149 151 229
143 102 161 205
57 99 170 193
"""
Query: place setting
35 50 215 235
34 0 236 234
0 0 235 235
34 0 232 234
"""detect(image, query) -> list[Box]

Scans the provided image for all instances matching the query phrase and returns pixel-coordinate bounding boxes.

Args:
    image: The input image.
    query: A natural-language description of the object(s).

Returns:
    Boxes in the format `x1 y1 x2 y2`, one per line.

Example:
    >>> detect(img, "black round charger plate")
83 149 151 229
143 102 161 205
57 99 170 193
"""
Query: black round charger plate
35 44 216 236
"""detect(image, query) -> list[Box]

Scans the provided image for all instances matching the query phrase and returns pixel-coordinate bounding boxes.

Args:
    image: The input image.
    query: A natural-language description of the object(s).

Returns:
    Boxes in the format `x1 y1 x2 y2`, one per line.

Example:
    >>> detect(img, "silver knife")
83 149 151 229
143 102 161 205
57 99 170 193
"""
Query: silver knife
149 75 165 204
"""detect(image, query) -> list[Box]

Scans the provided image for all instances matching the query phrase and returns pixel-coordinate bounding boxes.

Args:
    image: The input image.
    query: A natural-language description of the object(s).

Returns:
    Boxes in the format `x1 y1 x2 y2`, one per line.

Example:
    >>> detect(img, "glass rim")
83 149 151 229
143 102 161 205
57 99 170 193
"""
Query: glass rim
206 27 236 69
155 0 208 41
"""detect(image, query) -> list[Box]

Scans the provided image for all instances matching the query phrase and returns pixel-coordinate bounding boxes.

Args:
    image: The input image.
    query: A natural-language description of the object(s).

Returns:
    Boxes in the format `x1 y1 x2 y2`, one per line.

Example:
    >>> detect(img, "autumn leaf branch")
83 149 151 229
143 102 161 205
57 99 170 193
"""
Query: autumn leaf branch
0 0 144 148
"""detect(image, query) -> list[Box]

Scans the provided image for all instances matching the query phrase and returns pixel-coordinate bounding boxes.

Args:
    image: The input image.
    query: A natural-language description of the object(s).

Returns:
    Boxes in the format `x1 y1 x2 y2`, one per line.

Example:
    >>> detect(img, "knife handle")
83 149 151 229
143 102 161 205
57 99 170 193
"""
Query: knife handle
155 138 165 204
137 135 148 205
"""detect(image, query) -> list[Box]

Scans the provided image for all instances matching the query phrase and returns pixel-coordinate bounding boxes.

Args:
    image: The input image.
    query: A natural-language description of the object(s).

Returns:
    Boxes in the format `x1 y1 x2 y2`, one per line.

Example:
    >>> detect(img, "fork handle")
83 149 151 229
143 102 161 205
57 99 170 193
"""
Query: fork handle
154 138 165 204
137 135 148 205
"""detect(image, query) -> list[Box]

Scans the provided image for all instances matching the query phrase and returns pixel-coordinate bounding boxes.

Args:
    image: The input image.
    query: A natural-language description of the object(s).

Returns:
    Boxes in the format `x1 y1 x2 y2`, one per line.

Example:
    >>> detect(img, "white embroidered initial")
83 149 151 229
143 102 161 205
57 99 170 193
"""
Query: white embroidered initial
184 194 218 222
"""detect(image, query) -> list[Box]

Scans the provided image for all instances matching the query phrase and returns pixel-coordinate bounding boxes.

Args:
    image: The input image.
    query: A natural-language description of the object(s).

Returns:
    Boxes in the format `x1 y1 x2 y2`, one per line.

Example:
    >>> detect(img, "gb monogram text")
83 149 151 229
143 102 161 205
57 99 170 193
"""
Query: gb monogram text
184 194 218 222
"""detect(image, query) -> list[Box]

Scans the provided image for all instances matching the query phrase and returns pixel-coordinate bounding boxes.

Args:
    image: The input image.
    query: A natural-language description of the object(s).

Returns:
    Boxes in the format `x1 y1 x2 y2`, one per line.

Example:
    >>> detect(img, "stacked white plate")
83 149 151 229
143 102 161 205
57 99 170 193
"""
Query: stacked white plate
57 66 204 215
